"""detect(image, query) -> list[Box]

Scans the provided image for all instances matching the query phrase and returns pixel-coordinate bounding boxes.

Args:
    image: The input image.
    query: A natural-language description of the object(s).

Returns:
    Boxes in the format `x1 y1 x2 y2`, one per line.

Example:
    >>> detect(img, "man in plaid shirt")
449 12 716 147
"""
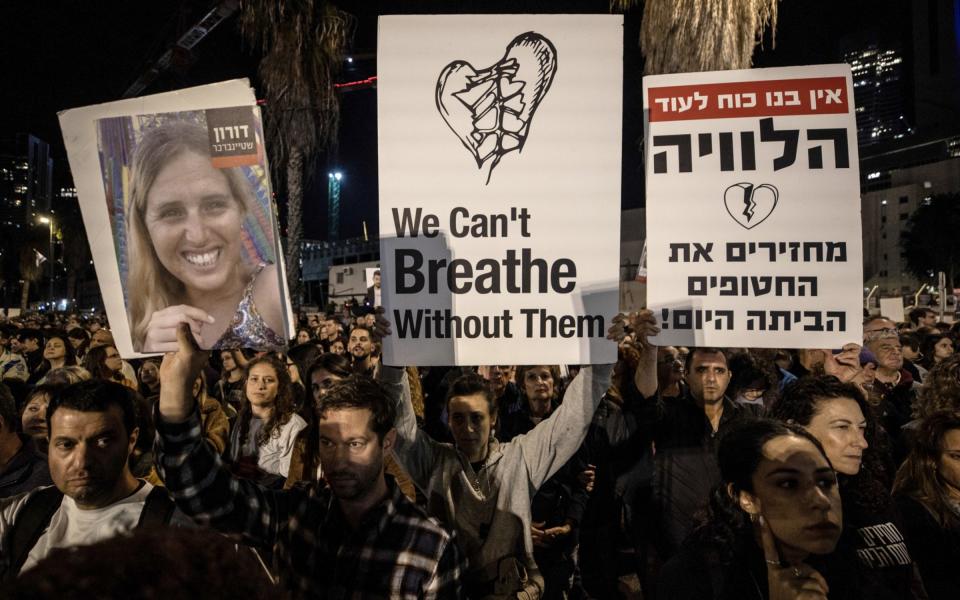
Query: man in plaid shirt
155 324 465 598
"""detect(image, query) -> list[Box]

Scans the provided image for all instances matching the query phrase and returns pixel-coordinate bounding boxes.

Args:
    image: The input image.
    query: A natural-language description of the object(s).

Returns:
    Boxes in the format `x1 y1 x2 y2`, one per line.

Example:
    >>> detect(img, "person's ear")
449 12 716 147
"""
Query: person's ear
381 428 396 453
734 485 761 516
127 426 140 455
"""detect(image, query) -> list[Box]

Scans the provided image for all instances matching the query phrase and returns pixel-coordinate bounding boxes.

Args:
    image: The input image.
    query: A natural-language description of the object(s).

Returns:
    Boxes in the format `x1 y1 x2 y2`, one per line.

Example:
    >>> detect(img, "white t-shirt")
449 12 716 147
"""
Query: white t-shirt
0 482 154 573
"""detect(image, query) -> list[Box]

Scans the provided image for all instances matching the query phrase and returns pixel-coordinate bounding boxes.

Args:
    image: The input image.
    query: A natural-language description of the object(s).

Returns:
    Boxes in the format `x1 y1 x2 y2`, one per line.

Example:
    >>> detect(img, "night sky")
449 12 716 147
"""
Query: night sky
0 0 909 241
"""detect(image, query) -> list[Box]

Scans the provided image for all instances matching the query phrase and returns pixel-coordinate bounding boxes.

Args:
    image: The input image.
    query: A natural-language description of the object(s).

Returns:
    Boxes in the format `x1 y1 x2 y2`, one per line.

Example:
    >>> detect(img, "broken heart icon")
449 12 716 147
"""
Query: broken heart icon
723 183 779 230
436 32 558 184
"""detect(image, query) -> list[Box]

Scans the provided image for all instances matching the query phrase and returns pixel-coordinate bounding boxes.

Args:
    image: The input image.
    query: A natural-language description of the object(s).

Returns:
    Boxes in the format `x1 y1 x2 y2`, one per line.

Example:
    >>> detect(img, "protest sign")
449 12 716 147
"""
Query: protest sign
880 297 905 323
59 80 293 357
643 64 863 348
378 15 622 366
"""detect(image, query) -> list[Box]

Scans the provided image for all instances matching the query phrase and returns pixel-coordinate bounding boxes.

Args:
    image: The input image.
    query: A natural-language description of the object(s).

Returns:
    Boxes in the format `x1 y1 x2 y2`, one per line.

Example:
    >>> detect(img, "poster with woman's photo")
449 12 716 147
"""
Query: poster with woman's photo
59 80 293 357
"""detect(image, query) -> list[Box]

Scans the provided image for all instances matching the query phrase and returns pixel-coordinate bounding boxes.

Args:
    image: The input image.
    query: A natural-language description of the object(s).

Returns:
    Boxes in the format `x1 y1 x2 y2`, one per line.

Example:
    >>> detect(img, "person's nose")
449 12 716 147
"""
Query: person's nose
183 210 207 244
809 483 833 511
71 442 95 472
852 428 868 450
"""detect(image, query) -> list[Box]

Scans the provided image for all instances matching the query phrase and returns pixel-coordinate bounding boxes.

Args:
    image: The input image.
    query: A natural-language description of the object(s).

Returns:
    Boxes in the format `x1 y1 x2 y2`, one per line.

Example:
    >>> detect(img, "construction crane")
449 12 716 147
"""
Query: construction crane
122 0 240 98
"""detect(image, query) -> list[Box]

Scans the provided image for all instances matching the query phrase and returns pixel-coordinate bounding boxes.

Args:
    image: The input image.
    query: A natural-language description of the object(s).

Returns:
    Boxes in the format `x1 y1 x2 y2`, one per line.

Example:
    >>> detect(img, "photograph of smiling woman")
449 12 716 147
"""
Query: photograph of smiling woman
124 118 285 353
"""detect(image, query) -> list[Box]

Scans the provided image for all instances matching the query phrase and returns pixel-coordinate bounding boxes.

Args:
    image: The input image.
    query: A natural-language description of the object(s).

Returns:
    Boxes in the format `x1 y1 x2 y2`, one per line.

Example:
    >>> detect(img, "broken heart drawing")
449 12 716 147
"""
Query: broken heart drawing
723 183 779 229
436 32 558 184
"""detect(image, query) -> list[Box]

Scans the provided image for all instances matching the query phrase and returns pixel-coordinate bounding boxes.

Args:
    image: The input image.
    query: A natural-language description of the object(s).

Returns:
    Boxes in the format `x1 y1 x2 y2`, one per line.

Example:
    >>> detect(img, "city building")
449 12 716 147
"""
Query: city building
844 44 913 148
0 134 53 229
861 136 960 295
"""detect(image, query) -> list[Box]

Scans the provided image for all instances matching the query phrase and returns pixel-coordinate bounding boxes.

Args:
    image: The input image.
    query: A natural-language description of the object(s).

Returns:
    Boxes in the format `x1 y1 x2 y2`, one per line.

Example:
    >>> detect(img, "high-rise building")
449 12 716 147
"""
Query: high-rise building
0 134 53 229
845 45 913 148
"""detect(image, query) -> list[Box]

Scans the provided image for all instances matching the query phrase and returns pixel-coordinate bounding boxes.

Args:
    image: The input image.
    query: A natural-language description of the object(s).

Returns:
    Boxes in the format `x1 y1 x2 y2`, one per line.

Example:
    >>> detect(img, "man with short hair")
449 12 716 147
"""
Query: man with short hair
863 322 918 457
0 383 50 499
477 365 520 419
318 316 341 344
0 380 174 579
156 324 465 597
365 269 381 308
907 307 937 330
348 325 377 374
629 346 760 557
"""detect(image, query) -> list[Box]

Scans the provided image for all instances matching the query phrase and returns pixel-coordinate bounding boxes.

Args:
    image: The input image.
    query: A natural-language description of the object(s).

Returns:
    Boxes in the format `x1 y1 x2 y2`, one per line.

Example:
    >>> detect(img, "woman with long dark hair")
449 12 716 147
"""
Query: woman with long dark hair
284 352 352 489
227 354 306 486
658 418 853 599
917 332 954 374
81 345 135 389
768 376 923 599
30 332 76 385
893 411 960 599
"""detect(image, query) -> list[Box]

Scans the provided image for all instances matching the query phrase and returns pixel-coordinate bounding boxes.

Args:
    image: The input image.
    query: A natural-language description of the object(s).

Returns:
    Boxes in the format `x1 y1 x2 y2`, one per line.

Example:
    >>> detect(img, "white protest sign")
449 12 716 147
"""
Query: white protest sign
378 15 621 366
643 64 863 348
880 297 905 323
59 80 294 357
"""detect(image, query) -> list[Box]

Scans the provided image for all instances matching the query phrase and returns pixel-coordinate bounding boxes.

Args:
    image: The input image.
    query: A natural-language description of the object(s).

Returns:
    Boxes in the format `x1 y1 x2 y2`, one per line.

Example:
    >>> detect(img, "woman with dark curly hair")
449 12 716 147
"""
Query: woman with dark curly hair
768 376 924 599
917 332 954 375
893 411 960 599
227 354 306 486
658 418 860 600
914 354 960 419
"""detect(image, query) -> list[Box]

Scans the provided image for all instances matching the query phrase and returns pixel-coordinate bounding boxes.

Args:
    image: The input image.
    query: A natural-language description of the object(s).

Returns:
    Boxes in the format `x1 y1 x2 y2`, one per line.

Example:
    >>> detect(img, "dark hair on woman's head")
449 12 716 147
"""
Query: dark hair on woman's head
917 354 960 418
718 418 829 496
726 352 778 402
769 375 867 427
317 375 396 442
770 375 895 511
701 418 830 565
236 354 296 447
40 331 77 368
306 352 353 384
894 410 960 528
899 333 920 353
918 332 952 370
81 345 117 380
445 372 498 417
287 342 323 378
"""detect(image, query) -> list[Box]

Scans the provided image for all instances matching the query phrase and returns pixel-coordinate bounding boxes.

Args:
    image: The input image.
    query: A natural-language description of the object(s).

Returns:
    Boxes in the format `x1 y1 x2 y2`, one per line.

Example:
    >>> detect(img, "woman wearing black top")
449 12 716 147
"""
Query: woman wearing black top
893 411 960 599
769 376 925 599
658 419 853 600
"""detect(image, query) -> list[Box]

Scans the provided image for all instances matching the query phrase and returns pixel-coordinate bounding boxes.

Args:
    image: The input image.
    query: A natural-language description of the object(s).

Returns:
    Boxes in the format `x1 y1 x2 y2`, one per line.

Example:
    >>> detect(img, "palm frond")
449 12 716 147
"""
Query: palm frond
612 0 778 75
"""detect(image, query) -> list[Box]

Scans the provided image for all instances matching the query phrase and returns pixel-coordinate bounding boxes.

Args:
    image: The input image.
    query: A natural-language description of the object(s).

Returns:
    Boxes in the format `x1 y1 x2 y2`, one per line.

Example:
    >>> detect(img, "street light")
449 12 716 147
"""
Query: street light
38 215 53 306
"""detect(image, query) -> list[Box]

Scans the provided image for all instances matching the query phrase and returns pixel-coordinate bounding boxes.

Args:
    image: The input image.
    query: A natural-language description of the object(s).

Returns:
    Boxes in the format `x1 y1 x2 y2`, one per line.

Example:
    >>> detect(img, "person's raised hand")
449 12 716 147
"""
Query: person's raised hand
822 343 862 383
760 515 829 600
373 306 392 340
158 322 210 423
143 304 214 353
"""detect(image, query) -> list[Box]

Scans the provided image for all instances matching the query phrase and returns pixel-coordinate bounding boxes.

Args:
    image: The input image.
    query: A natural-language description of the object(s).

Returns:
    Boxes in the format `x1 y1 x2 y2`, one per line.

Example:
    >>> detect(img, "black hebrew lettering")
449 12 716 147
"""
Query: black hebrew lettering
686 275 819 297
698 133 712 157
759 117 799 171
740 131 756 170
719 132 734 171
659 308 734 331
720 242 848 263
653 134 692 173
806 128 850 169
670 243 713 262
826 241 847 261
744 310 846 332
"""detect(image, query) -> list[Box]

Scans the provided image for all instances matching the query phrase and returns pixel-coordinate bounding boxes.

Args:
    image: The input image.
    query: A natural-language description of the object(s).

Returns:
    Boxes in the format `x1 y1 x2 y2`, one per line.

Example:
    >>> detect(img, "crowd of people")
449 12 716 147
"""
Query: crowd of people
0 302 958 599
